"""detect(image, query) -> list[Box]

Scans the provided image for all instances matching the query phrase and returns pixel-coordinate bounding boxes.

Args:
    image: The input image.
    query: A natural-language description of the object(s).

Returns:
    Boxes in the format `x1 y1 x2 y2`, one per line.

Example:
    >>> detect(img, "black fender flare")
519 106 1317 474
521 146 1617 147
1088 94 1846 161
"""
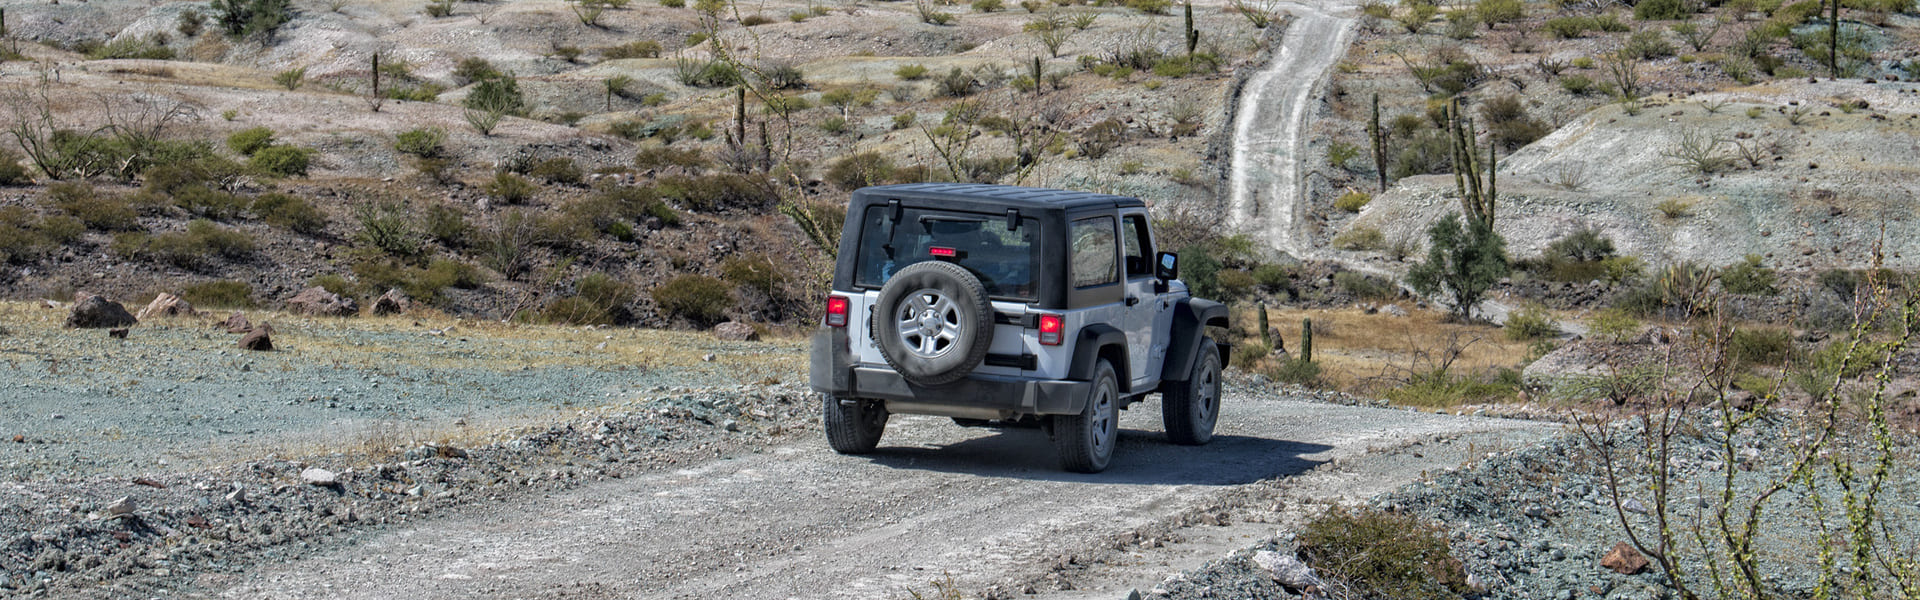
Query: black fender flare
1162 298 1230 383
1067 323 1131 392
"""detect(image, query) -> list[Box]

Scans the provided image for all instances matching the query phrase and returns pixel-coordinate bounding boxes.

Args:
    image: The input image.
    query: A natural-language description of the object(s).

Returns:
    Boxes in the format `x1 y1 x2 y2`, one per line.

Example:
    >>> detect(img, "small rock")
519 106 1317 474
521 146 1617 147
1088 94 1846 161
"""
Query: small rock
284 287 359 317
132 477 166 489
1621 498 1648 514
223 312 253 334
108 327 129 339
1252 550 1323 591
1601 541 1650 575
105 497 136 516
702 353 717 362
300 467 338 486
135 293 197 321
65 294 138 329
370 289 411 316
238 324 275 351
10 435 22 443
723 420 741 432
225 485 247 504
712 321 760 341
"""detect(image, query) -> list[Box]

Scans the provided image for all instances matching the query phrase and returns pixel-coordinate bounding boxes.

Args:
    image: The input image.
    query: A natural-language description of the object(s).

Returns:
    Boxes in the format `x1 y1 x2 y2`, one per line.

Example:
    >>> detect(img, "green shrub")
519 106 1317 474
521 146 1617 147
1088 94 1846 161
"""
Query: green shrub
424 204 471 247
1335 190 1372 212
1335 271 1395 300
353 202 419 257
86 35 176 60
1655 198 1693 218
0 207 72 264
1817 268 1859 299
654 173 778 212
1591 308 1641 342
180 280 255 308
248 145 311 177
1635 0 1688 19
453 57 502 85
251 193 327 234
226 127 276 156
1559 74 1597 95
651 274 735 324
1299 507 1470 600
826 152 896 191
173 185 251 220
1263 358 1322 386
1544 16 1590 38
1125 0 1171 14
1475 0 1525 26
0 148 30 186
1728 327 1793 366
601 40 662 59
1623 30 1675 60
142 156 247 197
542 273 635 325
117 219 253 268
1719 254 1777 295
1546 228 1614 263
49 182 141 231
1504 304 1559 340
1332 226 1386 251
1217 268 1258 300
485 172 538 203
635 146 711 172
895 64 930 80
1251 263 1293 292
394 128 447 158
528 157 583 185
464 72 528 117
210 0 294 38
273 66 305 90
972 0 1004 10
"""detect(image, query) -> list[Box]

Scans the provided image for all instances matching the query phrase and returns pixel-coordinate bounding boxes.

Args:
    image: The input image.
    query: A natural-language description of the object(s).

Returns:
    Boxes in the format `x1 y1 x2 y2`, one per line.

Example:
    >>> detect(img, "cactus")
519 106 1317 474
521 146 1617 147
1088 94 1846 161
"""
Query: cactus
1031 56 1043 95
1446 97 1496 230
1300 317 1313 363
1258 303 1271 349
1368 93 1387 193
735 87 748 150
369 54 382 112
1183 1 1199 58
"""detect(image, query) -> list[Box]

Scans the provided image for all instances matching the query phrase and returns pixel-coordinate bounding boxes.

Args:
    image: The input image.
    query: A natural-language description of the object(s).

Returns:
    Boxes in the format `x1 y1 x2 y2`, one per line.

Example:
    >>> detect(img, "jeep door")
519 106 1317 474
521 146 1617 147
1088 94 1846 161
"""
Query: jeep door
1119 211 1174 387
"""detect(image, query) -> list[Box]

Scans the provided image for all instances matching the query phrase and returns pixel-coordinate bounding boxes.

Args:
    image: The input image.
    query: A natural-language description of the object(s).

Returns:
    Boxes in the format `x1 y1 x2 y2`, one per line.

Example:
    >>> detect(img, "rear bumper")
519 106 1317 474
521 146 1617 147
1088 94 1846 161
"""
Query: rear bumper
810 328 1089 418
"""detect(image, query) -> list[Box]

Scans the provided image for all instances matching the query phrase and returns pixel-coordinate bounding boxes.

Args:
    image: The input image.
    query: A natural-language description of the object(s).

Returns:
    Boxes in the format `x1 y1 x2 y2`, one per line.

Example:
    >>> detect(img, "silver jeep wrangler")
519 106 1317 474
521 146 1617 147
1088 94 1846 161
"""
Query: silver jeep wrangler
809 184 1230 473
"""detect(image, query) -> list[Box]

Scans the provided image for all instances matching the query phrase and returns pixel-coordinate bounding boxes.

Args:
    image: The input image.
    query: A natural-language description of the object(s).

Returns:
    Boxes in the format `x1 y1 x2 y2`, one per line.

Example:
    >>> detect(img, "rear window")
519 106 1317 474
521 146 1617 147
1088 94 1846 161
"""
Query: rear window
853 206 1040 300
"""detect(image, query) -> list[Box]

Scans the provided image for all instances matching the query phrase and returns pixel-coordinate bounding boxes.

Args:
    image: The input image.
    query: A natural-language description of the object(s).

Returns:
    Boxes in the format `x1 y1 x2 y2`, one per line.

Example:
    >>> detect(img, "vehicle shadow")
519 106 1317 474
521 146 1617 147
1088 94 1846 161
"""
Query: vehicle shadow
857 428 1334 486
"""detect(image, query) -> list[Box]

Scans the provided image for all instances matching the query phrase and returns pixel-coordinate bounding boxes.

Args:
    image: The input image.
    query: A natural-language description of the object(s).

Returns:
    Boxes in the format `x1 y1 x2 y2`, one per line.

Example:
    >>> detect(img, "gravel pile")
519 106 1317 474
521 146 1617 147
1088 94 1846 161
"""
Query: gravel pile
1154 411 1920 599
0 382 819 598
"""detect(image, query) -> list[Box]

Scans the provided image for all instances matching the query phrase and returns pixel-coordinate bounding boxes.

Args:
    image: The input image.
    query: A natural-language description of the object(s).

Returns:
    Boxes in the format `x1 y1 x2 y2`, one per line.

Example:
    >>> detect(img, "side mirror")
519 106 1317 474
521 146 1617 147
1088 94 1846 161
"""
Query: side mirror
1155 251 1179 281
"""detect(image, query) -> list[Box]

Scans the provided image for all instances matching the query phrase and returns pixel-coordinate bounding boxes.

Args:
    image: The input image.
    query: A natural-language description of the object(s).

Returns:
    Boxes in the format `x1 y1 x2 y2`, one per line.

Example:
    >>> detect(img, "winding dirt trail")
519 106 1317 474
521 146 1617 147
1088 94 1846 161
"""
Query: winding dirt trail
1226 3 1359 261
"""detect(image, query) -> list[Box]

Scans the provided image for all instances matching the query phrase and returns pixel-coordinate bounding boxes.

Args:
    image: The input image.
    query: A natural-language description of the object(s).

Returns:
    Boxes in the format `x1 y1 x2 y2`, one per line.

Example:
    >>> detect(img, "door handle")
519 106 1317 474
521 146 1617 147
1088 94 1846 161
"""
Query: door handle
1125 296 1141 306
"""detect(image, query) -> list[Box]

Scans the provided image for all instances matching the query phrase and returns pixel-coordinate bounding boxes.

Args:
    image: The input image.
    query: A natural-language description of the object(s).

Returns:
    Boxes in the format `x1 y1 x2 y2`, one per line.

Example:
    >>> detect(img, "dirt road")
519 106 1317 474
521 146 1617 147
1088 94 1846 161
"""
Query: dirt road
204 391 1556 599
1226 3 1357 261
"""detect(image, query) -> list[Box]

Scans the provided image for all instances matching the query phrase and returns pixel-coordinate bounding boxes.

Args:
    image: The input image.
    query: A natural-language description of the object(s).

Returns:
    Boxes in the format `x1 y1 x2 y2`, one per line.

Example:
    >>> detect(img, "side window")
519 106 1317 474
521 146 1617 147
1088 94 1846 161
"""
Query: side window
1070 217 1118 289
1122 214 1152 278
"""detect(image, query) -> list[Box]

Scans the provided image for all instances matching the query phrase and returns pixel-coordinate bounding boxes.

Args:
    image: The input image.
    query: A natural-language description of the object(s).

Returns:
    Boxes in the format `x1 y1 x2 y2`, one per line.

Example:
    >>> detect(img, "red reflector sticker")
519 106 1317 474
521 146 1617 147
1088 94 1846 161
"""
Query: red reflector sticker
929 246 957 257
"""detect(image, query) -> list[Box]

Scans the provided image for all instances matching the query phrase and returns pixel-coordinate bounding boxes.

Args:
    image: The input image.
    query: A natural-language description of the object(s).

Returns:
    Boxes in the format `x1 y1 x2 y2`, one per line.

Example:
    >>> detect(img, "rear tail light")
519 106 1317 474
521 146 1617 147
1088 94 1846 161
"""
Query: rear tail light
825 295 850 327
1038 314 1063 346
929 246 958 258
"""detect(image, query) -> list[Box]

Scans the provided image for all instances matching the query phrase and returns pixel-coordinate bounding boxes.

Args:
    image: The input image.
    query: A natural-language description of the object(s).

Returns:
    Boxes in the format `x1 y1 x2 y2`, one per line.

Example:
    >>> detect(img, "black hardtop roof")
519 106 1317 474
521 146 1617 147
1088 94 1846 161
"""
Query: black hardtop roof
852 183 1145 212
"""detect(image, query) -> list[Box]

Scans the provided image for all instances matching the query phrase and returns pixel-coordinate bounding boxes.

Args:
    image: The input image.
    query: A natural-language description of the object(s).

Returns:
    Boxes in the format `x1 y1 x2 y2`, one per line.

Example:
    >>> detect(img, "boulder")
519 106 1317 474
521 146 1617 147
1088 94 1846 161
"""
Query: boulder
65 294 137 329
1382 304 1408 317
238 323 275 351
285 287 358 316
108 328 129 339
1602 541 1649 575
369 289 411 316
712 321 759 341
300 467 338 486
223 312 253 334
1252 550 1323 591
135 293 197 321
105 496 136 517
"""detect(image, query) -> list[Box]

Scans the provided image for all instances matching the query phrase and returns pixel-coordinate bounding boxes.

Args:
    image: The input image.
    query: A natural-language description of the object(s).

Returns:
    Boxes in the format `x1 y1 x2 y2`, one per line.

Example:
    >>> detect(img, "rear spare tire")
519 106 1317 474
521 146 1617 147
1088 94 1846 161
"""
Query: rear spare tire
873 260 995 386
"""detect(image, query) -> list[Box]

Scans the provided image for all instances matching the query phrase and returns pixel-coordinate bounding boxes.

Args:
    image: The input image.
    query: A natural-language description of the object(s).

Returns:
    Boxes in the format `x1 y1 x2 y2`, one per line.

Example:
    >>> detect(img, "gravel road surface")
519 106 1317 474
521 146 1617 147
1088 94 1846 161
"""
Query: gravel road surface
205 389 1557 599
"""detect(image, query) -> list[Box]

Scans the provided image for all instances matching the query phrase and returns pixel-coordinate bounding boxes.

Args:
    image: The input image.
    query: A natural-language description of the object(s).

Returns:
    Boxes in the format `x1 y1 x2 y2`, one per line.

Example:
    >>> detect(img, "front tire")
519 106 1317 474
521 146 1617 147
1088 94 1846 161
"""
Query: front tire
1163 338 1221 446
1055 360 1120 473
824 394 887 454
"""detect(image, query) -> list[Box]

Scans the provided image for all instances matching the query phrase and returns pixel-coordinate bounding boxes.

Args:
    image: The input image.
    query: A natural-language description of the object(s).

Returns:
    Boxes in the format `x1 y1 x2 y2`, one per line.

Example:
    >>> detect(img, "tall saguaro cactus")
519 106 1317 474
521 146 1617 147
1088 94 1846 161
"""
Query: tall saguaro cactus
1299 317 1313 363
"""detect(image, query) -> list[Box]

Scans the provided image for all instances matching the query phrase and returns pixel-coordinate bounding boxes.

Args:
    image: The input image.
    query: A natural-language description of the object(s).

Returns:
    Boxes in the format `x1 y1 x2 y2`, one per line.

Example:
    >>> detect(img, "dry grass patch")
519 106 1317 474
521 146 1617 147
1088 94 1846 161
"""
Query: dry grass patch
1230 305 1536 405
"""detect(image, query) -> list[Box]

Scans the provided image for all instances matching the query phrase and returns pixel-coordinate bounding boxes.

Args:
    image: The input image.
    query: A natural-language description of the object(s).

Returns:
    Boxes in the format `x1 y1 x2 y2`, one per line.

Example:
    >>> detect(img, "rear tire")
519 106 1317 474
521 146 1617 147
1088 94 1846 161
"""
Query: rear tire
824 394 887 454
1163 338 1222 446
1054 360 1119 473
